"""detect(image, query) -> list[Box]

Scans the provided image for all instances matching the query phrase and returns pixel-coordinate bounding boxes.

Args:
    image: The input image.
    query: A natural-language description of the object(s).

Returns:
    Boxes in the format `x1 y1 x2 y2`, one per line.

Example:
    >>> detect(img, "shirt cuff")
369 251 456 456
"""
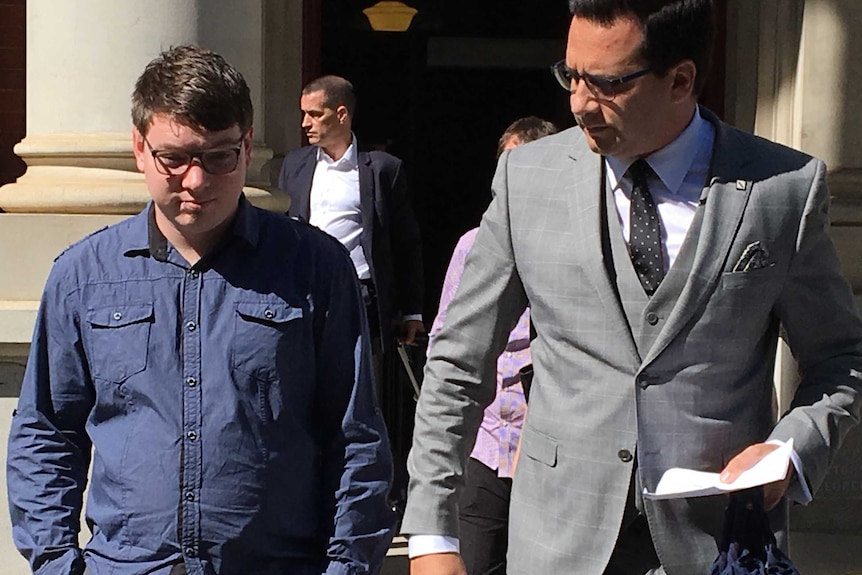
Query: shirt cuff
322 561 356 575
766 438 813 504
403 314 423 322
407 535 460 558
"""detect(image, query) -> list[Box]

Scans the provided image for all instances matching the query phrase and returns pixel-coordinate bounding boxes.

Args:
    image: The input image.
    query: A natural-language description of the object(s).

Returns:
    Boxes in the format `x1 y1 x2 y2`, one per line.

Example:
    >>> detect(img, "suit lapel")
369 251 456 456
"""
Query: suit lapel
565 146 640 362
292 148 316 220
358 151 375 263
640 114 754 368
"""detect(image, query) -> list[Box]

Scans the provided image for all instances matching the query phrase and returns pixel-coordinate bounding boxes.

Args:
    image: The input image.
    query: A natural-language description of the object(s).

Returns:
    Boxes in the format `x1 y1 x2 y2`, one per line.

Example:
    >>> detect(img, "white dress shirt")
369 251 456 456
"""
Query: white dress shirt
606 107 712 270
309 136 371 280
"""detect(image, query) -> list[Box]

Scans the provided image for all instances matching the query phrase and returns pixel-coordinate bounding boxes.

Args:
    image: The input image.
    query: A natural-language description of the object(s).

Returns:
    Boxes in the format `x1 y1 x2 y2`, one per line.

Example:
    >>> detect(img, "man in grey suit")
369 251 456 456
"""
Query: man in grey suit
402 1 862 574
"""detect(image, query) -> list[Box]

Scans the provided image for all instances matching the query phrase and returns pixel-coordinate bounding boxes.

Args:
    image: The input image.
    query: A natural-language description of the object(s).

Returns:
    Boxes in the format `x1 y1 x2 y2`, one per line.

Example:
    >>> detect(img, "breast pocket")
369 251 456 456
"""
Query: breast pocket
232 300 305 382
86 303 153 382
720 264 779 290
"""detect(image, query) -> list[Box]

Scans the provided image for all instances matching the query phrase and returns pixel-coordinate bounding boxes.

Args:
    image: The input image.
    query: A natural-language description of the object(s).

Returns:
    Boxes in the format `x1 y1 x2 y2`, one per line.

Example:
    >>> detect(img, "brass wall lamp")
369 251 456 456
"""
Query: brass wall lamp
363 1 418 32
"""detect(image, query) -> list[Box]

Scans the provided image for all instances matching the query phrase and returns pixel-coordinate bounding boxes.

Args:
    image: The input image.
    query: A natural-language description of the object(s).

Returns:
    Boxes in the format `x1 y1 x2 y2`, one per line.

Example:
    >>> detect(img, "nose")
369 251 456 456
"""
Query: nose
182 159 209 192
301 114 311 129
569 81 600 117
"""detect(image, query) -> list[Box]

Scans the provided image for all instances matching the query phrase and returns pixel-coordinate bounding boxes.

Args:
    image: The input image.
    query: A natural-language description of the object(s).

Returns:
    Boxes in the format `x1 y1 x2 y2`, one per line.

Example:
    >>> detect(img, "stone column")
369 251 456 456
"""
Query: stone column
727 0 862 535
0 2 302 570
0 0 292 213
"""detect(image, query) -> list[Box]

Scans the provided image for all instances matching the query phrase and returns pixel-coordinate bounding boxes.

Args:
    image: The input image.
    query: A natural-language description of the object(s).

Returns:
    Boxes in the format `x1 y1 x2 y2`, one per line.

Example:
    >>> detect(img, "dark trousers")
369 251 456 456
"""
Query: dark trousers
603 466 663 575
459 457 513 575
603 515 663 575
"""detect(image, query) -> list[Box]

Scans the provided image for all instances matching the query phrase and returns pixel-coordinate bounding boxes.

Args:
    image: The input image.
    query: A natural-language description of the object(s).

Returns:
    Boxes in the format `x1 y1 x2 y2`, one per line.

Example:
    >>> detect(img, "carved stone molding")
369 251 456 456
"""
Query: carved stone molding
828 168 862 211
0 133 287 214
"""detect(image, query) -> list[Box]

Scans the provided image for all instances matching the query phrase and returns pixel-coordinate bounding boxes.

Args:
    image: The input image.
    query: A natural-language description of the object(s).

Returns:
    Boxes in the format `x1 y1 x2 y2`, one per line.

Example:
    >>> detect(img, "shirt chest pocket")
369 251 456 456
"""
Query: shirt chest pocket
86 303 154 382
232 300 305 382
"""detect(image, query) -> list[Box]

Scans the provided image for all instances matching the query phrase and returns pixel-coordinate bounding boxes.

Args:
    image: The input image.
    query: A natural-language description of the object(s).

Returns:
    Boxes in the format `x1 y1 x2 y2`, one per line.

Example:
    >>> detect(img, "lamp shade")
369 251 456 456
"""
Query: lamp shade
363 1 418 32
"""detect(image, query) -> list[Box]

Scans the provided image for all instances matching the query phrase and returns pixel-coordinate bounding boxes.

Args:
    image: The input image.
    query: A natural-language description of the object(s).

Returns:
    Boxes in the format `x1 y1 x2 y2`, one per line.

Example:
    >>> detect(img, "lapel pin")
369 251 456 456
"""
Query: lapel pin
736 179 748 191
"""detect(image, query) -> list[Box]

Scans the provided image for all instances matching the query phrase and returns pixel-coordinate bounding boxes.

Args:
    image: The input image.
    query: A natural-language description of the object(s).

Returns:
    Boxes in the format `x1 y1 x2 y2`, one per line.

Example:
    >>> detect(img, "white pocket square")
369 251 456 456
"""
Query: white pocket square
732 241 772 272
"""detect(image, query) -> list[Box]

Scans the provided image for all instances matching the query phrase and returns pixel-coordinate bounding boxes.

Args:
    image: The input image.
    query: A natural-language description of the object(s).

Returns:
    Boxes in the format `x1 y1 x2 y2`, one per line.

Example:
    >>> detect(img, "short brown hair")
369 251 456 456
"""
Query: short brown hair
302 75 357 116
131 45 253 136
497 116 559 159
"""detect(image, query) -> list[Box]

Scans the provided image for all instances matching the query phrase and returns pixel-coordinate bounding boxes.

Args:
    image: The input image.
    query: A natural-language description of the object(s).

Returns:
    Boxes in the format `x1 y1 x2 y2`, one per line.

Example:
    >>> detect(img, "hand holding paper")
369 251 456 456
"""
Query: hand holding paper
644 439 793 500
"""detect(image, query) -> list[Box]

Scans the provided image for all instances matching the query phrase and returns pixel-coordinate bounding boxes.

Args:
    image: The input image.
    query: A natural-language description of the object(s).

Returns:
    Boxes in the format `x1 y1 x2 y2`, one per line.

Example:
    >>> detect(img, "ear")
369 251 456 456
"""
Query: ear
669 60 697 103
243 126 255 164
336 105 349 124
132 127 147 173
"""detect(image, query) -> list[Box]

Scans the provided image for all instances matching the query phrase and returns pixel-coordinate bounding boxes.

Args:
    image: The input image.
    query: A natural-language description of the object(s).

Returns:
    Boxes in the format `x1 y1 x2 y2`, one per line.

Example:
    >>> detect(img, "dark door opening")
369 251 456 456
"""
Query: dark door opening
318 2 574 323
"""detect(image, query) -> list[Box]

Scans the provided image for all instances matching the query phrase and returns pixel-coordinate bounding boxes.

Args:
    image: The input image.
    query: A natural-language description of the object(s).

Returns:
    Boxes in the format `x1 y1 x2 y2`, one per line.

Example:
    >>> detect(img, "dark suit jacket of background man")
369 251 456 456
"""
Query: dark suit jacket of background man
278 144 424 350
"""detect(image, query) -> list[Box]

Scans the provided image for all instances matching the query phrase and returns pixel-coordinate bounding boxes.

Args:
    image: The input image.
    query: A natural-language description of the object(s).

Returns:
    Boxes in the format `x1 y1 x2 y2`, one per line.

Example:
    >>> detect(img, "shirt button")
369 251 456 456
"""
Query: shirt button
189 269 199 278
186 321 197 332
264 308 275 320
112 311 123 321
187 431 198 441
618 449 634 463
185 547 197 557
638 375 651 389
646 312 659 326
185 491 195 501
186 377 197 387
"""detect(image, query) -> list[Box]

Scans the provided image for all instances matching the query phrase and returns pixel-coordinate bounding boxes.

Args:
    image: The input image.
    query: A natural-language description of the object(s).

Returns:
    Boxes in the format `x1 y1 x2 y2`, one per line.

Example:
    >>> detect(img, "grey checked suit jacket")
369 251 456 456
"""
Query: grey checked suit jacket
402 109 862 575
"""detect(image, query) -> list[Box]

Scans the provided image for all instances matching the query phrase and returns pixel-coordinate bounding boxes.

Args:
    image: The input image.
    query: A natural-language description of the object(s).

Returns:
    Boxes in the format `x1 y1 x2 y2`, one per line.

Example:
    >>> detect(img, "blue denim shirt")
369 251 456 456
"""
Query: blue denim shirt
7 196 396 575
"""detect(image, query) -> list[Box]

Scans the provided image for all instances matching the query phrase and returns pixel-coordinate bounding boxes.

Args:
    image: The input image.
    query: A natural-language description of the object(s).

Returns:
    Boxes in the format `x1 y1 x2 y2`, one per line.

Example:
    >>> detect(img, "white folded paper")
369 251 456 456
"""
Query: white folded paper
643 439 793 500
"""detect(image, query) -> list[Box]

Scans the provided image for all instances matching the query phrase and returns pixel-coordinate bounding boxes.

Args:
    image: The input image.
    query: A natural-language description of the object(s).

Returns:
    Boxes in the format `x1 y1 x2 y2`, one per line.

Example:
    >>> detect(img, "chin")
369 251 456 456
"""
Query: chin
585 139 603 154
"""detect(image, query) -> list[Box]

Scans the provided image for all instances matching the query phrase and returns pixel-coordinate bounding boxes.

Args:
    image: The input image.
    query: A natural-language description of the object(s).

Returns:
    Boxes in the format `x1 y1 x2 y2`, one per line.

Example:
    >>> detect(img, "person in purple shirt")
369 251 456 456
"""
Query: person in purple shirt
428 117 557 575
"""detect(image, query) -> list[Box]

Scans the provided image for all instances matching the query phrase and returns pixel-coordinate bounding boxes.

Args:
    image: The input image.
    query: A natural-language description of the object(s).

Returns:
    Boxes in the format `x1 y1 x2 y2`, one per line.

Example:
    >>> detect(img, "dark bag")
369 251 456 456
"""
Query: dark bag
518 363 533 402
708 488 800 574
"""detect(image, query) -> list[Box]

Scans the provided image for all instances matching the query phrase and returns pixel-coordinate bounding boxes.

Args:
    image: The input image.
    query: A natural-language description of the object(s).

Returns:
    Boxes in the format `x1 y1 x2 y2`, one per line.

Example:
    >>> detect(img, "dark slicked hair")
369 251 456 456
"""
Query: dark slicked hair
568 0 715 95
497 116 559 159
131 45 253 135
302 75 357 116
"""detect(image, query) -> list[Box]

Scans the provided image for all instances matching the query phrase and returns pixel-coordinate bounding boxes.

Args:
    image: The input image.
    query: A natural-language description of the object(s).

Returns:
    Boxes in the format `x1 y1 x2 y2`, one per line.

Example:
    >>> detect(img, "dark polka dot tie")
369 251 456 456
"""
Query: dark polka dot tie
627 159 664 296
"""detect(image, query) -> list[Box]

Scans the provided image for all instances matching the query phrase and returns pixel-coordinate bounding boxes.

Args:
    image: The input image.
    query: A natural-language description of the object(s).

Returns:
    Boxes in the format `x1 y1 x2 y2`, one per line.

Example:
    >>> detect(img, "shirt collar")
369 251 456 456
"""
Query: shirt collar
126 194 259 262
606 106 707 199
315 133 358 168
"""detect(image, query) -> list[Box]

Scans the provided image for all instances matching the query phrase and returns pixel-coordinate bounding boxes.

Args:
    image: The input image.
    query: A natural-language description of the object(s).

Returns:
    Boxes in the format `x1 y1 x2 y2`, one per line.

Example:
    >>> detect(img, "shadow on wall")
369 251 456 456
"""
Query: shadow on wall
814 0 862 172
0 361 25 398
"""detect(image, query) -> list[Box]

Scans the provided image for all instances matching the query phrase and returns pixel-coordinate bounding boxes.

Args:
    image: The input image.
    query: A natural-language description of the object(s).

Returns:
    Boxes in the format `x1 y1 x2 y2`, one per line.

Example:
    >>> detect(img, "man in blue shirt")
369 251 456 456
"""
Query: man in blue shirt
6 45 395 575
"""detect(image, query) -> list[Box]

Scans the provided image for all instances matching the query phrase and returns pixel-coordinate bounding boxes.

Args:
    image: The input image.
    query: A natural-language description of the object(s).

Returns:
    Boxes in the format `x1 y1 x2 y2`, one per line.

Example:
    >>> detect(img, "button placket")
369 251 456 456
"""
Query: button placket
180 267 203 560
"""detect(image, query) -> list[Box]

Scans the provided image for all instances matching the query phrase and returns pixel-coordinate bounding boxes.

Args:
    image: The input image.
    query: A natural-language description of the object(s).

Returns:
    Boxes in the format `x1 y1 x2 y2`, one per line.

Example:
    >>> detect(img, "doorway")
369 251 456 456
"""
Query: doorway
316 2 573 321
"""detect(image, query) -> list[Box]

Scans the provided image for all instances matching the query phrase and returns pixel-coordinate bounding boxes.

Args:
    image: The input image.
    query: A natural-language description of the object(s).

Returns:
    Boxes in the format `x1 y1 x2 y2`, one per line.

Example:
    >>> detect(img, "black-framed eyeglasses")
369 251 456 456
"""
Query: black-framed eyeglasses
142 135 245 176
550 60 651 101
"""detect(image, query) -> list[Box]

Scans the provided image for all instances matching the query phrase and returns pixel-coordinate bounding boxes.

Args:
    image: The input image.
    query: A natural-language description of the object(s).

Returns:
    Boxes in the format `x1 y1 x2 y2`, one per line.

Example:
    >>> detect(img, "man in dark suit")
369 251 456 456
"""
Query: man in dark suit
277 75 424 350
